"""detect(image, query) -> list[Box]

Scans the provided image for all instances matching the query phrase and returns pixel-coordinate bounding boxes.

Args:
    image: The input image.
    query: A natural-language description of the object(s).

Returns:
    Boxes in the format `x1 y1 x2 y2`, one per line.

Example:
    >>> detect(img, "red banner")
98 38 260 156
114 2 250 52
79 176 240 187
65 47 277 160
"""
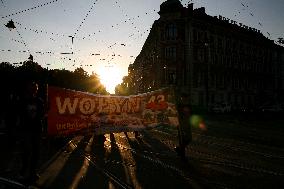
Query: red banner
48 86 179 136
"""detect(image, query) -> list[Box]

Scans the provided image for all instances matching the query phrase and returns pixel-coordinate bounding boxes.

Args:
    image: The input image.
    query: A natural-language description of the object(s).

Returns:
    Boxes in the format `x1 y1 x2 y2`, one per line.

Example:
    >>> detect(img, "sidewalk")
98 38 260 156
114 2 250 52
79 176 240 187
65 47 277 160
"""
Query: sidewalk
0 129 67 183
0 132 20 178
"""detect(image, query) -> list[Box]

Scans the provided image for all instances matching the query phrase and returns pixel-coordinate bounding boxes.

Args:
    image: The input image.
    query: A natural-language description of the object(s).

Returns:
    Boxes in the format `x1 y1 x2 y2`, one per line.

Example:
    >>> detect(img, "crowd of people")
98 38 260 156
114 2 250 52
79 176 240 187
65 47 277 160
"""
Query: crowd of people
0 81 194 186
1 80 46 185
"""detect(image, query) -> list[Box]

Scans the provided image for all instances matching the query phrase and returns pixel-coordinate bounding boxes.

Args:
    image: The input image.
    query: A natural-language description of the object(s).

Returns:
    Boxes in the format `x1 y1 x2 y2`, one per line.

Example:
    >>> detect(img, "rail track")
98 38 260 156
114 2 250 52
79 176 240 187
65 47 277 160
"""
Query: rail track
33 128 284 188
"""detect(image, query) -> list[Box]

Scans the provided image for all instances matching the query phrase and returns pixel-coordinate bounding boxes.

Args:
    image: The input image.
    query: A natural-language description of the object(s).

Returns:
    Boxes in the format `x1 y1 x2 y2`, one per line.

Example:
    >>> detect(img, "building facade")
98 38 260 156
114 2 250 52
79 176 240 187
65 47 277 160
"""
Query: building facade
124 0 284 111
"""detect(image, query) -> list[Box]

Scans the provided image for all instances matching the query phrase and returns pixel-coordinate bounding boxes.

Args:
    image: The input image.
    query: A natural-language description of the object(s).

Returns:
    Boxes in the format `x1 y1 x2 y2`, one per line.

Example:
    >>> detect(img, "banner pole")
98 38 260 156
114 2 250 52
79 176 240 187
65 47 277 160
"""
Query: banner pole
173 88 183 149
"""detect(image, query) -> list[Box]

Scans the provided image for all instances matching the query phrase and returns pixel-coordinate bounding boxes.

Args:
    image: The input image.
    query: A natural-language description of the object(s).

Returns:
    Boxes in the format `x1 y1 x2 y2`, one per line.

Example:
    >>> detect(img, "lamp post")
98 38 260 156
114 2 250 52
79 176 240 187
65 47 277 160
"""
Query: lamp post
204 38 209 112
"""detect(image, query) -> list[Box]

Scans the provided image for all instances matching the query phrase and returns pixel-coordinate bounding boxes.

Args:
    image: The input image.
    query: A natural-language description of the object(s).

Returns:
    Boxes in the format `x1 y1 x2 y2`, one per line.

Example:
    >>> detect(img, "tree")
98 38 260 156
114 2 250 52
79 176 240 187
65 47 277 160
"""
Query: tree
115 76 130 95
1 61 107 95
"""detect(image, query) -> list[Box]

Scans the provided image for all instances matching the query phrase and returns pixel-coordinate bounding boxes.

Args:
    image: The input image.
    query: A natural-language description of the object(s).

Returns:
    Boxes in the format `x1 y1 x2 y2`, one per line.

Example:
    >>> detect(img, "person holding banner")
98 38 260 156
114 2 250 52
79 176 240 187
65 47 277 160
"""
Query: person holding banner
175 94 192 161
17 81 45 184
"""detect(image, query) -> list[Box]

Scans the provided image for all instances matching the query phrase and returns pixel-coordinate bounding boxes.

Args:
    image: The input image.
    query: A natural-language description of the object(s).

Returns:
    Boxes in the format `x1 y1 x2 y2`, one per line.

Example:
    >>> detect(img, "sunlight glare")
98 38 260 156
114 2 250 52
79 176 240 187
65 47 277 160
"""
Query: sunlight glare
98 65 123 94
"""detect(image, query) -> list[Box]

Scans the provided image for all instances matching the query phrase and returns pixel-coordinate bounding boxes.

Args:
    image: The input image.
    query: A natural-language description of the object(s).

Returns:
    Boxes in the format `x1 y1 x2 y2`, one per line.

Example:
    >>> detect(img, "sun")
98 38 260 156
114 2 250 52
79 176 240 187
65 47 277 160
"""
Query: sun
97 66 124 94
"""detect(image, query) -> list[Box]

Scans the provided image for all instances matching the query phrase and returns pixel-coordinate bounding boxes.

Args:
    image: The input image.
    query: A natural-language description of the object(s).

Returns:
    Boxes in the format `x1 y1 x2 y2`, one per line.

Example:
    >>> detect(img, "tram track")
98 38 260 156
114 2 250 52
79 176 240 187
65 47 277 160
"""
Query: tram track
67 135 134 189
192 132 284 159
149 128 284 160
52 134 203 189
103 136 230 189
113 132 284 177
37 130 284 188
35 135 136 189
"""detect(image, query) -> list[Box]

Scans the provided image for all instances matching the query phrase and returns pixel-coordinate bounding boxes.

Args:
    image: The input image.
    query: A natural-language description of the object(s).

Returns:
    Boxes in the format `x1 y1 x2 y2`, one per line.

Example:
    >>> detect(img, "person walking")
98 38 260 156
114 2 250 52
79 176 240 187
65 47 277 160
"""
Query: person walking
17 80 45 184
175 94 192 161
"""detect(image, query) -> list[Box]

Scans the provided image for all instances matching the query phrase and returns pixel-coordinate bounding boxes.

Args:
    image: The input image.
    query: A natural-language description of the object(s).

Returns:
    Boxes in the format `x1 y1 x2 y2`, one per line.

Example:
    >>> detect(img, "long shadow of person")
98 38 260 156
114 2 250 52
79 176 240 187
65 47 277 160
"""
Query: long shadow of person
73 133 133 189
101 132 135 188
75 134 112 189
124 130 200 189
39 135 95 188
39 133 116 189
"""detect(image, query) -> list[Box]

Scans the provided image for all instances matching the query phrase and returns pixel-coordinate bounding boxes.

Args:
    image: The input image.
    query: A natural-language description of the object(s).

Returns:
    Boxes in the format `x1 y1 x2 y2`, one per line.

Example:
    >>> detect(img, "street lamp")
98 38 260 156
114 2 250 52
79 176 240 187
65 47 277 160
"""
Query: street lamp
204 37 209 112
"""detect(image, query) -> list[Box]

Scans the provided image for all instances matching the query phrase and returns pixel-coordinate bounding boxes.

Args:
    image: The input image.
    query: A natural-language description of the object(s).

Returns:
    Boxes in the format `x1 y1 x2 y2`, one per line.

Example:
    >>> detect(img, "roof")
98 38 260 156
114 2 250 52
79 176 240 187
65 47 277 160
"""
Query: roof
159 0 183 14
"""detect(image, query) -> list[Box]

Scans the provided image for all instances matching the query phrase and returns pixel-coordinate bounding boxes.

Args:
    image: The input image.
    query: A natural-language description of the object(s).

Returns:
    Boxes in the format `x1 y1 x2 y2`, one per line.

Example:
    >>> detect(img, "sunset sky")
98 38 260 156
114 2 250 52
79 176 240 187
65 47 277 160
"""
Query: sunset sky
0 0 283 93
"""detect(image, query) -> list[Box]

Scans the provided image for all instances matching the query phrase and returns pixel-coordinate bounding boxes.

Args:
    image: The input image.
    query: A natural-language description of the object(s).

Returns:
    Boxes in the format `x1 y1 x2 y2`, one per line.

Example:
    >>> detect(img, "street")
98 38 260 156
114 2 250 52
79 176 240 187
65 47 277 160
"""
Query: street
1 0 284 188
1 114 284 189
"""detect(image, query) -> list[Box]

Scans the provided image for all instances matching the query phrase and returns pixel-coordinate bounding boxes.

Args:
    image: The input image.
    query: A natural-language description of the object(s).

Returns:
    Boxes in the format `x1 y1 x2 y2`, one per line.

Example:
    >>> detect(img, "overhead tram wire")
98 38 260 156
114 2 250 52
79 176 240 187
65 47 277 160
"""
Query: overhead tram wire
62 0 99 68
1 1 65 63
73 0 99 39
0 0 5 8
79 0 154 42
8 21 31 54
95 0 278 64
230 1 272 40
80 2 154 64
14 21 68 39
1 0 62 19
7 23 60 62
3 34 80 68
0 49 45 54
69 0 155 66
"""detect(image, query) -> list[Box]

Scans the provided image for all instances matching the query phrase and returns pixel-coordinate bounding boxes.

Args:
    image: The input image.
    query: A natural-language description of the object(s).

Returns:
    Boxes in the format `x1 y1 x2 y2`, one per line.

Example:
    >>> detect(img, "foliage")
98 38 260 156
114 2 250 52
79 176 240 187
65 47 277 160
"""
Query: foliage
115 75 131 95
0 61 107 98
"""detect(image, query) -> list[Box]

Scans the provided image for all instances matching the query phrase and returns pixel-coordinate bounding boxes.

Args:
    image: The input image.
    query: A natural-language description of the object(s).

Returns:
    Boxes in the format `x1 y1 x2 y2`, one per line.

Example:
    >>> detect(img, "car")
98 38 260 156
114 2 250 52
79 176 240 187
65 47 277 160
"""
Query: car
260 104 282 112
238 106 254 113
210 103 231 113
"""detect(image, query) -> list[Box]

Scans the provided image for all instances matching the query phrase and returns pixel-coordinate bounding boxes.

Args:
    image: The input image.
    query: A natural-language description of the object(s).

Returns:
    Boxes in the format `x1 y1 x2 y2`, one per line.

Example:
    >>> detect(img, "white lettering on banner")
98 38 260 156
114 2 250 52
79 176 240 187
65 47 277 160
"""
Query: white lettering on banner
148 95 165 103
127 97 140 113
115 98 127 113
55 96 141 115
157 95 165 102
56 97 79 114
56 122 86 131
148 95 156 103
98 98 108 113
108 98 117 114
79 98 95 114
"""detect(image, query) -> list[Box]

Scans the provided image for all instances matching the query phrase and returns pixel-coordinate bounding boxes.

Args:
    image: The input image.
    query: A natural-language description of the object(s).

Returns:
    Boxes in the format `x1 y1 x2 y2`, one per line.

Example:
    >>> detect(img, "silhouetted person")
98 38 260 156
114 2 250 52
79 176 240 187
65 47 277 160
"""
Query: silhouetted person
123 131 140 138
175 94 192 161
134 131 140 138
17 81 45 184
6 92 19 135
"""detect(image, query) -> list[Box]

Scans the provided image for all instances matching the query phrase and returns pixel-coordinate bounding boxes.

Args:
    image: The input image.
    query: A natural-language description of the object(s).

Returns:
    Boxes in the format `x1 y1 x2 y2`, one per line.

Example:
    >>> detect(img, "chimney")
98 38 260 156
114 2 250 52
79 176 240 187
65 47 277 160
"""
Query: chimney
187 3 193 11
199 7 205 13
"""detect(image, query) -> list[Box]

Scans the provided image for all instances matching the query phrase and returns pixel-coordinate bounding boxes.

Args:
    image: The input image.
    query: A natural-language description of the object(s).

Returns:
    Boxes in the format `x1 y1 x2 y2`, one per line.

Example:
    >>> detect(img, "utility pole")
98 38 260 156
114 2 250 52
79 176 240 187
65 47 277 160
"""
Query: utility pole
204 38 209 112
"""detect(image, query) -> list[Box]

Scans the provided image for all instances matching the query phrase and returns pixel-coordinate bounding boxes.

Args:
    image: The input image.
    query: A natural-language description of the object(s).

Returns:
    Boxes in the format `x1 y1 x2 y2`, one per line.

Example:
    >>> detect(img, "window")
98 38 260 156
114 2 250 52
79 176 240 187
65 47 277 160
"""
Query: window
198 72 202 87
168 70 176 84
227 93 231 103
198 49 204 62
198 92 204 106
165 47 177 60
183 66 187 85
193 48 198 60
210 74 215 87
165 24 177 40
211 94 215 104
193 29 197 42
210 36 214 48
217 38 222 49
193 72 198 88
